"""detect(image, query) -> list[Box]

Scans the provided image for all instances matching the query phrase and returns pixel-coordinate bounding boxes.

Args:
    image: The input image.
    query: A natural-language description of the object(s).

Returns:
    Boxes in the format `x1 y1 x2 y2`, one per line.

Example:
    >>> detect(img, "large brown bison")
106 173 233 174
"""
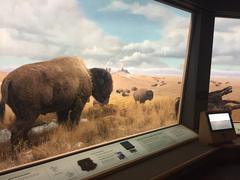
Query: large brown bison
133 89 154 103
0 57 113 144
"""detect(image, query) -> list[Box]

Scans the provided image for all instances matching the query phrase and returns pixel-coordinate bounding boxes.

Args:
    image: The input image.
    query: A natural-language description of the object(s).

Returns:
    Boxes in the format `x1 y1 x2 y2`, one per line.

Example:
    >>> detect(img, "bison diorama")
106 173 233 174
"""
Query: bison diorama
133 89 154 103
174 86 240 116
0 57 113 144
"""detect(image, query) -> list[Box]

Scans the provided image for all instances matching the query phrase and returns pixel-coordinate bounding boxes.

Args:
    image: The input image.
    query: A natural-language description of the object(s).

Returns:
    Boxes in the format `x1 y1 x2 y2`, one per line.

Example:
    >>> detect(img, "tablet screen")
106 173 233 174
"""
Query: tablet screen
208 112 233 131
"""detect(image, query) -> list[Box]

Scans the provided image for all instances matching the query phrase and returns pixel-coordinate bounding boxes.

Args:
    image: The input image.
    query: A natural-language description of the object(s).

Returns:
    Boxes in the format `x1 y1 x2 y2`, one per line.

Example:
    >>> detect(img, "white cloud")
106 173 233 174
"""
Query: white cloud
120 51 148 66
104 1 129 11
102 1 175 22
212 55 234 64
127 67 182 75
214 18 240 33
101 1 190 68
0 0 191 75
0 0 121 63
211 17 240 70
119 36 187 67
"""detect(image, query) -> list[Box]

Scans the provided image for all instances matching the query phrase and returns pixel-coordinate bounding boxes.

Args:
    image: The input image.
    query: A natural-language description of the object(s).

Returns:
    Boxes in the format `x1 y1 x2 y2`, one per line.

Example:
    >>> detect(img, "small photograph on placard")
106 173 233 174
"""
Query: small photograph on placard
120 141 137 153
115 151 126 160
77 158 97 171
129 148 137 153
120 141 135 150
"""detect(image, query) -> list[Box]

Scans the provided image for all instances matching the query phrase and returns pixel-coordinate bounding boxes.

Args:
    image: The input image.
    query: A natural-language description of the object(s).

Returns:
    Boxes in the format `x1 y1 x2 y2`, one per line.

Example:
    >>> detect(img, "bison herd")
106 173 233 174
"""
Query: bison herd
2 55 221 147
116 88 132 96
0 56 157 145
115 87 154 103
151 81 167 87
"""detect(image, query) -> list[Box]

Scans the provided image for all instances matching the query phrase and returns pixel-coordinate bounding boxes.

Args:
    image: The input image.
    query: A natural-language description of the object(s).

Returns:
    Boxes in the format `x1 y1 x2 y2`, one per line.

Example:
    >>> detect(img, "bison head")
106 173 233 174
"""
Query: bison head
147 90 154 100
90 68 113 105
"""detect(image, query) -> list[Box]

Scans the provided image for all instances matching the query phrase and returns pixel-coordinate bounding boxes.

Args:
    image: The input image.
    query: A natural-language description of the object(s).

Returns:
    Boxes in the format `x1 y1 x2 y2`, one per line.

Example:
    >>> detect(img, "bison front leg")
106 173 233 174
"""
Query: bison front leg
140 99 145 103
70 111 81 127
57 110 69 124
70 97 88 127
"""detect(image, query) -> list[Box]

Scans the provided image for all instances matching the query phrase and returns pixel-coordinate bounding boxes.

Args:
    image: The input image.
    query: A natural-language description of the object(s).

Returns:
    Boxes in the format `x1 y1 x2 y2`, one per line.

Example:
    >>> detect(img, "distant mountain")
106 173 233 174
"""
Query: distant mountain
116 67 130 74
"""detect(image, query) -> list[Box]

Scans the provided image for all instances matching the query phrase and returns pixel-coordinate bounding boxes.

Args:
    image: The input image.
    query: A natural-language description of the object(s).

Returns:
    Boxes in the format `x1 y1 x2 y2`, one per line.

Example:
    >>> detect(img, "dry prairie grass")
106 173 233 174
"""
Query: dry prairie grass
2 73 239 171
0 94 177 171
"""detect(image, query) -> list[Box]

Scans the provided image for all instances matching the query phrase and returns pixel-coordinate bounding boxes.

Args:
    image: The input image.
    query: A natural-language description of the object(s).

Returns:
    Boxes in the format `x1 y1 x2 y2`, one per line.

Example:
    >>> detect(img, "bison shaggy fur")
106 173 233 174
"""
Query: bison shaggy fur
133 89 154 103
0 56 113 144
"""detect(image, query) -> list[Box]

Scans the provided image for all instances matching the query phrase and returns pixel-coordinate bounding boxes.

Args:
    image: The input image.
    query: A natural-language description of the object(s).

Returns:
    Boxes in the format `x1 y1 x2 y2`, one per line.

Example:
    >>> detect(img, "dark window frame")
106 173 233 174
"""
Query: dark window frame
159 0 240 132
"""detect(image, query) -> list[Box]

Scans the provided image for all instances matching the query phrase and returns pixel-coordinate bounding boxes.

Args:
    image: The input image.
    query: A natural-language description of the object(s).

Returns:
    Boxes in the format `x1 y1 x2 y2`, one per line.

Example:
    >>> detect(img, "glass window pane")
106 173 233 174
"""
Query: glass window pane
0 0 191 170
209 17 240 122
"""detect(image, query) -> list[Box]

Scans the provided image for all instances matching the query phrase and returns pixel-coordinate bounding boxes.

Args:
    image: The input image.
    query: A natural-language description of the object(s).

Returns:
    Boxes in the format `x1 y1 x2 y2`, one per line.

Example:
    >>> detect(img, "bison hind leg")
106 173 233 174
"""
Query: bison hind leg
11 114 38 146
57 110 69 124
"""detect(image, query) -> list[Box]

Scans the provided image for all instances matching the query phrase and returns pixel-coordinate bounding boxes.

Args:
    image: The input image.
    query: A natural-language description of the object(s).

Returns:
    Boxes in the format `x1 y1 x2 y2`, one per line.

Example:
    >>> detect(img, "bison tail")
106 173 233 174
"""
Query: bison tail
0 78 10 122
0 102 5 122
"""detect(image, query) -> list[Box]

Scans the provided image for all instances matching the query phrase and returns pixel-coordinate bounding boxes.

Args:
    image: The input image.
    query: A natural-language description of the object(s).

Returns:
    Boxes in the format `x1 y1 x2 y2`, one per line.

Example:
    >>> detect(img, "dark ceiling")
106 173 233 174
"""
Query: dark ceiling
184 0 240 17
159 0 240 17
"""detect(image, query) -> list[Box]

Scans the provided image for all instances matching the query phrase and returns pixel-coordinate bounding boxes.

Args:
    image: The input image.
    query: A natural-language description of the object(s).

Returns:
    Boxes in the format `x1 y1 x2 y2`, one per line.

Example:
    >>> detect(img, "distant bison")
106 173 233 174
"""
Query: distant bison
133 89 154 103
123 89 130 94
121 89 130 97
122 92 129 97
0 57 113 144
131 87 138 91
159 82 167 86
116 89 123 94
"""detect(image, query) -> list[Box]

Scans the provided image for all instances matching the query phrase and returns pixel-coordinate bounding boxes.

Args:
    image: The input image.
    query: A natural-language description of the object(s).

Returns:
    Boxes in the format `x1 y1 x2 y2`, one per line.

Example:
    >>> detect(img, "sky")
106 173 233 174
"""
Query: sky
3 1 238 76
0 0 192 75
211 17 240 77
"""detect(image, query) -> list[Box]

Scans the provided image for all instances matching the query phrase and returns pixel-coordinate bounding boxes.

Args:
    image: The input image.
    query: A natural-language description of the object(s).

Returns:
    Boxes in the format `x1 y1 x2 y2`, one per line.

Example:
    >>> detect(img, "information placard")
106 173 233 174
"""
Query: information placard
0 125 197 180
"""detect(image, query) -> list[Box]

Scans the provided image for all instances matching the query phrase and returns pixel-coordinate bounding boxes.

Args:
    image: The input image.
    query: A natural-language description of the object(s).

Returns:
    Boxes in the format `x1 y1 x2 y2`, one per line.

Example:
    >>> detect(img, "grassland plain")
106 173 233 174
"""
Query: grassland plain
0 94 177 170
1 71 240 171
